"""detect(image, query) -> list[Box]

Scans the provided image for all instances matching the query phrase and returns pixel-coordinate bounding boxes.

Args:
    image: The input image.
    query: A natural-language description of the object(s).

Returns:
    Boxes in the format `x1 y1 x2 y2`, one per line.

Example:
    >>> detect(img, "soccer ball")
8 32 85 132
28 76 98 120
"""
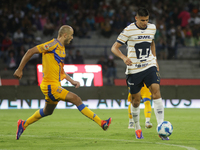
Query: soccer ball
157 121 173 137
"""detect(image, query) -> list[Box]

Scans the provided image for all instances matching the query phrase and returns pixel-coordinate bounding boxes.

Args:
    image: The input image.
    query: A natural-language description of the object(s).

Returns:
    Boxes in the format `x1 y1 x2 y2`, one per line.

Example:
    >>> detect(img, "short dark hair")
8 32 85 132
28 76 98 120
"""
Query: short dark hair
136 7 149 17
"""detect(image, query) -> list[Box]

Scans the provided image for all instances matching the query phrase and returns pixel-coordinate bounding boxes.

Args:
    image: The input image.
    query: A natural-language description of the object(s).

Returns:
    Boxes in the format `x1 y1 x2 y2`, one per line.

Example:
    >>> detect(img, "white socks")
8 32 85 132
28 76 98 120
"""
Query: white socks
131 104 141 130
153 98 164 124
145 117 150 123
129 118 134 123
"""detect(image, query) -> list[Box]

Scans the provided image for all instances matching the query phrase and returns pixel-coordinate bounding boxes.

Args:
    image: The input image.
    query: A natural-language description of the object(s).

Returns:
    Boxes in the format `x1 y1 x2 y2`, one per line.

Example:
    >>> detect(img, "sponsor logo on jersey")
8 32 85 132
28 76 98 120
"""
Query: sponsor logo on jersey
138 35 150 39
135 63 148 68
44 44 49 50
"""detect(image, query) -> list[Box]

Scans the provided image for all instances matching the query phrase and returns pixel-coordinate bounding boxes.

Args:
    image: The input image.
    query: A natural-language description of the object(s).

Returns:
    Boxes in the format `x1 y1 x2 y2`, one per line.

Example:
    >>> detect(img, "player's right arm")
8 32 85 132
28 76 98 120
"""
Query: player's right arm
14 47 40 79
111 42 132 66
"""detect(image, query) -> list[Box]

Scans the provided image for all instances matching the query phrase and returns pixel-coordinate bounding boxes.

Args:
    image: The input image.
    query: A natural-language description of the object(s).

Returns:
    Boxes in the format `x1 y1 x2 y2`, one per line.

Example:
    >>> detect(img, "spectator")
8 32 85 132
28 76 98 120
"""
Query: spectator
183 25 193 46
156 38 167 60
65 49 75 64
97 56 108 77
86 13 95 31
16 46 27 68
74 49 84 64
167 27 177 59
6 50 17 70
1 33 12 52
176 25 185 46
95 11 105 28
106 55 117 85
33 13 42 31
24 29 35 47
13 28 24 48
21 16 32 35
178 8 191 28
101 18 112 38
43 19 55 36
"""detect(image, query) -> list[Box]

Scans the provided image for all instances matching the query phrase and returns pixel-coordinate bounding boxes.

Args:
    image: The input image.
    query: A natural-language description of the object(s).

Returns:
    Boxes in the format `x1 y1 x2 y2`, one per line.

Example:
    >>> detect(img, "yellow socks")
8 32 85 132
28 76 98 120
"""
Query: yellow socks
24 109 45 128
144 100 151 119
128 103 133 119
77 104 101 126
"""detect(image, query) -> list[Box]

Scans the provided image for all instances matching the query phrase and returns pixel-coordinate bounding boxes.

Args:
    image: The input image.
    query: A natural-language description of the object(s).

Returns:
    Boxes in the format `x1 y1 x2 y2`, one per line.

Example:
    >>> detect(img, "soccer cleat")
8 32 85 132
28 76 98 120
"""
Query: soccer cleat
16 119 26 140
128 122 134 129
145 121 153 128
159 135 170 140
135 129 144 139
101 117 112 131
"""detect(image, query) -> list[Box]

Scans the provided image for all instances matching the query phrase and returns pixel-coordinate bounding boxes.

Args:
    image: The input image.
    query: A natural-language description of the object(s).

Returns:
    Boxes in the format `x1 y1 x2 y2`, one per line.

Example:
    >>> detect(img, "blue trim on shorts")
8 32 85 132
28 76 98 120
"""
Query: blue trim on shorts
39 109 46 117
143 98 151 102
77 104 85 111
48 85 58 101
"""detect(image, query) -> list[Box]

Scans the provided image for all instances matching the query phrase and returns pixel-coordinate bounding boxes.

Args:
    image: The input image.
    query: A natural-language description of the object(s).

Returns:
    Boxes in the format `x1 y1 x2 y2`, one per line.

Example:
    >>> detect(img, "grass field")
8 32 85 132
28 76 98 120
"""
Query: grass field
0 108 199 150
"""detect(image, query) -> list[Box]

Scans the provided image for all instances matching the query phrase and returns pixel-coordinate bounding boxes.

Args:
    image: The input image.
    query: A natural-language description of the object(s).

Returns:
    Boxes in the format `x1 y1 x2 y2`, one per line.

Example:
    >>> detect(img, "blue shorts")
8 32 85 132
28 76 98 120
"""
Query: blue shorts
126 66 160 94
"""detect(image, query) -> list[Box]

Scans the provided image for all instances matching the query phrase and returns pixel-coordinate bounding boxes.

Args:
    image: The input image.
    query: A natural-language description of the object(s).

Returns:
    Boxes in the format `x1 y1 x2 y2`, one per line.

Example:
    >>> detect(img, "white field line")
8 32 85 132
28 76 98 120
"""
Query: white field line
0 135 197 150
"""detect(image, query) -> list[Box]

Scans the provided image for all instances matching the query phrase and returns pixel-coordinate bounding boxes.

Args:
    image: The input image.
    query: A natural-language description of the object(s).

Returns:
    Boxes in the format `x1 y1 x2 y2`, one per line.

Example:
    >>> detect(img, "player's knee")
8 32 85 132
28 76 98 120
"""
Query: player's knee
152 91 161 99
43 110 54 116
72 94 82 106
132 101 140 108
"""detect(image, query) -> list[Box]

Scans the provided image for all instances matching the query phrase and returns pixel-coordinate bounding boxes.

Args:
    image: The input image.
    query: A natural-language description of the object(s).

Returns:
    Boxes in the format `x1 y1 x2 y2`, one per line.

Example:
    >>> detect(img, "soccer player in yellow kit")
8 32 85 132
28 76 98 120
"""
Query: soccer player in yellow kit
14 25 111 140
128 84 152 129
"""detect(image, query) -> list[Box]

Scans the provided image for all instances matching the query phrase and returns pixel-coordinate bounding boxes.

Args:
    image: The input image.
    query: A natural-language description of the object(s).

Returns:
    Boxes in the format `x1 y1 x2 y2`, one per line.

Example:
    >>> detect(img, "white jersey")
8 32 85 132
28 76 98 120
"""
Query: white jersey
117 23 157 74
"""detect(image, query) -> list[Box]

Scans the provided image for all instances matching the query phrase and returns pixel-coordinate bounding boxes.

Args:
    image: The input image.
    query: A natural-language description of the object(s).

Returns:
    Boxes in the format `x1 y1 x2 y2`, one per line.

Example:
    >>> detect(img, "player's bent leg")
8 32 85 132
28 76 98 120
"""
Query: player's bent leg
43 103 57 116
65 92 112 131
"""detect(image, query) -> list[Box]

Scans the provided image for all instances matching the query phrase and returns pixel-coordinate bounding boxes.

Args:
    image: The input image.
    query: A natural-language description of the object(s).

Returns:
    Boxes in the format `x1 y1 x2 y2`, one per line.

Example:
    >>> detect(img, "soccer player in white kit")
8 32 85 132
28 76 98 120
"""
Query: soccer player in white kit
111 7 169 140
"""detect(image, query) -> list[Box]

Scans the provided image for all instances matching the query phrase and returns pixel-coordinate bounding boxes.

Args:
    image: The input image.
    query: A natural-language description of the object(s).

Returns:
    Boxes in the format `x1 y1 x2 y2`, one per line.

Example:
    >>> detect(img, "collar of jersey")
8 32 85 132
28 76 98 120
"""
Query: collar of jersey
135 22 147 30
54 38 63 47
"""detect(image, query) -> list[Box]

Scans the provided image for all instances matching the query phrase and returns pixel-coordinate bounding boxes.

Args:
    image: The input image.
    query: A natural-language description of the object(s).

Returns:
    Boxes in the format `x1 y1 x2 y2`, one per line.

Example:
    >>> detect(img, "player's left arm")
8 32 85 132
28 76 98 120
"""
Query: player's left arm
63 71 80 88
151 40 159 71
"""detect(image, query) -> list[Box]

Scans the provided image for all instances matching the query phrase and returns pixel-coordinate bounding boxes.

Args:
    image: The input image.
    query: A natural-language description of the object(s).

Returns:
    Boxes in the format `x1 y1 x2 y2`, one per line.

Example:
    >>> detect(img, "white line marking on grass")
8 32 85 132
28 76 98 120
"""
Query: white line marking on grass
3 135 196 150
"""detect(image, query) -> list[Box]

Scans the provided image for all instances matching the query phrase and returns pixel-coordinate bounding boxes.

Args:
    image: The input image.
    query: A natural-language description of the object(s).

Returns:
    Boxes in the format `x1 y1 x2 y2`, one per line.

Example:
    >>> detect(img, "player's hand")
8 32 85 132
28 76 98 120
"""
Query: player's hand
71 81 80 88
156 61 159 71
123 57 132 66
13 69 23 79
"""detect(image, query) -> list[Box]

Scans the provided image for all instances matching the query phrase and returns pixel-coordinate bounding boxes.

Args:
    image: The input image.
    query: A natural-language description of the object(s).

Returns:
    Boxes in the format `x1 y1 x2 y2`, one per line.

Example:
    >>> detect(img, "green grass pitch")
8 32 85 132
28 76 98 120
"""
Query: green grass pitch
0 108 199 150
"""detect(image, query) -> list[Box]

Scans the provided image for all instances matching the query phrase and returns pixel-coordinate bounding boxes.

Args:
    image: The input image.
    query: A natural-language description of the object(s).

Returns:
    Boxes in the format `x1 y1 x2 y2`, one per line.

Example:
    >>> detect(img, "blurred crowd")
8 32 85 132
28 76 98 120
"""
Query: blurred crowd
0 0 200 71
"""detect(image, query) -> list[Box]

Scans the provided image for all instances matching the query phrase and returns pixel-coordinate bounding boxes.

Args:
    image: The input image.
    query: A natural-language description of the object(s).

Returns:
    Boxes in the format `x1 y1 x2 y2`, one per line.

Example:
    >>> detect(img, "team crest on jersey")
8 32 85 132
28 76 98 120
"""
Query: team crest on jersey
44 44 49 50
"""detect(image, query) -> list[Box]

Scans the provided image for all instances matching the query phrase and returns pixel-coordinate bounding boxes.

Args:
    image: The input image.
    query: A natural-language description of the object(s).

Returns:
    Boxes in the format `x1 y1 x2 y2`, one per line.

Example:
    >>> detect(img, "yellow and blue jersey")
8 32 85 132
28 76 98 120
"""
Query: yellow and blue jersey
37 39 69 104
37 38 66 84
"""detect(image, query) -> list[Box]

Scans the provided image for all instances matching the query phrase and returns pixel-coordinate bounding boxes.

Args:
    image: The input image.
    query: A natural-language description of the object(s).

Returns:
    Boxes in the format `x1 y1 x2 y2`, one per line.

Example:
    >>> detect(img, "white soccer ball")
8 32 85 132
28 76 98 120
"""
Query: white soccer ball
157 121 173 137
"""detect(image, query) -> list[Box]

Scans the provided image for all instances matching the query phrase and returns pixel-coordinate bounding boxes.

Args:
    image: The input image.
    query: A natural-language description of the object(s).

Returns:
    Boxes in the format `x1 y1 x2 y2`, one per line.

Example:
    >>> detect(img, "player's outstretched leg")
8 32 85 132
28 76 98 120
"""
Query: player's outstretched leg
101 117 112 131
77 103 112 131
16 119 26 140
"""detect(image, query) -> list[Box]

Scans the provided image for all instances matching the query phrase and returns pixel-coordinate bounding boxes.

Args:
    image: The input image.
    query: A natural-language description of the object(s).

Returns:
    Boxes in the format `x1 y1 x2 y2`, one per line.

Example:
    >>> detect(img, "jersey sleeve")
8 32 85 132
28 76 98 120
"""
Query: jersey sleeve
36 39 58 53
116 26 130 45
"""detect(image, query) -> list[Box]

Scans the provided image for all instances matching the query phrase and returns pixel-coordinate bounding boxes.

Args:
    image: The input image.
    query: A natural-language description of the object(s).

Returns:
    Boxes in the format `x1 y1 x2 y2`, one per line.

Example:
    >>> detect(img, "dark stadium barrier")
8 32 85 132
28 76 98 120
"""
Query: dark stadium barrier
0 86 200 109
